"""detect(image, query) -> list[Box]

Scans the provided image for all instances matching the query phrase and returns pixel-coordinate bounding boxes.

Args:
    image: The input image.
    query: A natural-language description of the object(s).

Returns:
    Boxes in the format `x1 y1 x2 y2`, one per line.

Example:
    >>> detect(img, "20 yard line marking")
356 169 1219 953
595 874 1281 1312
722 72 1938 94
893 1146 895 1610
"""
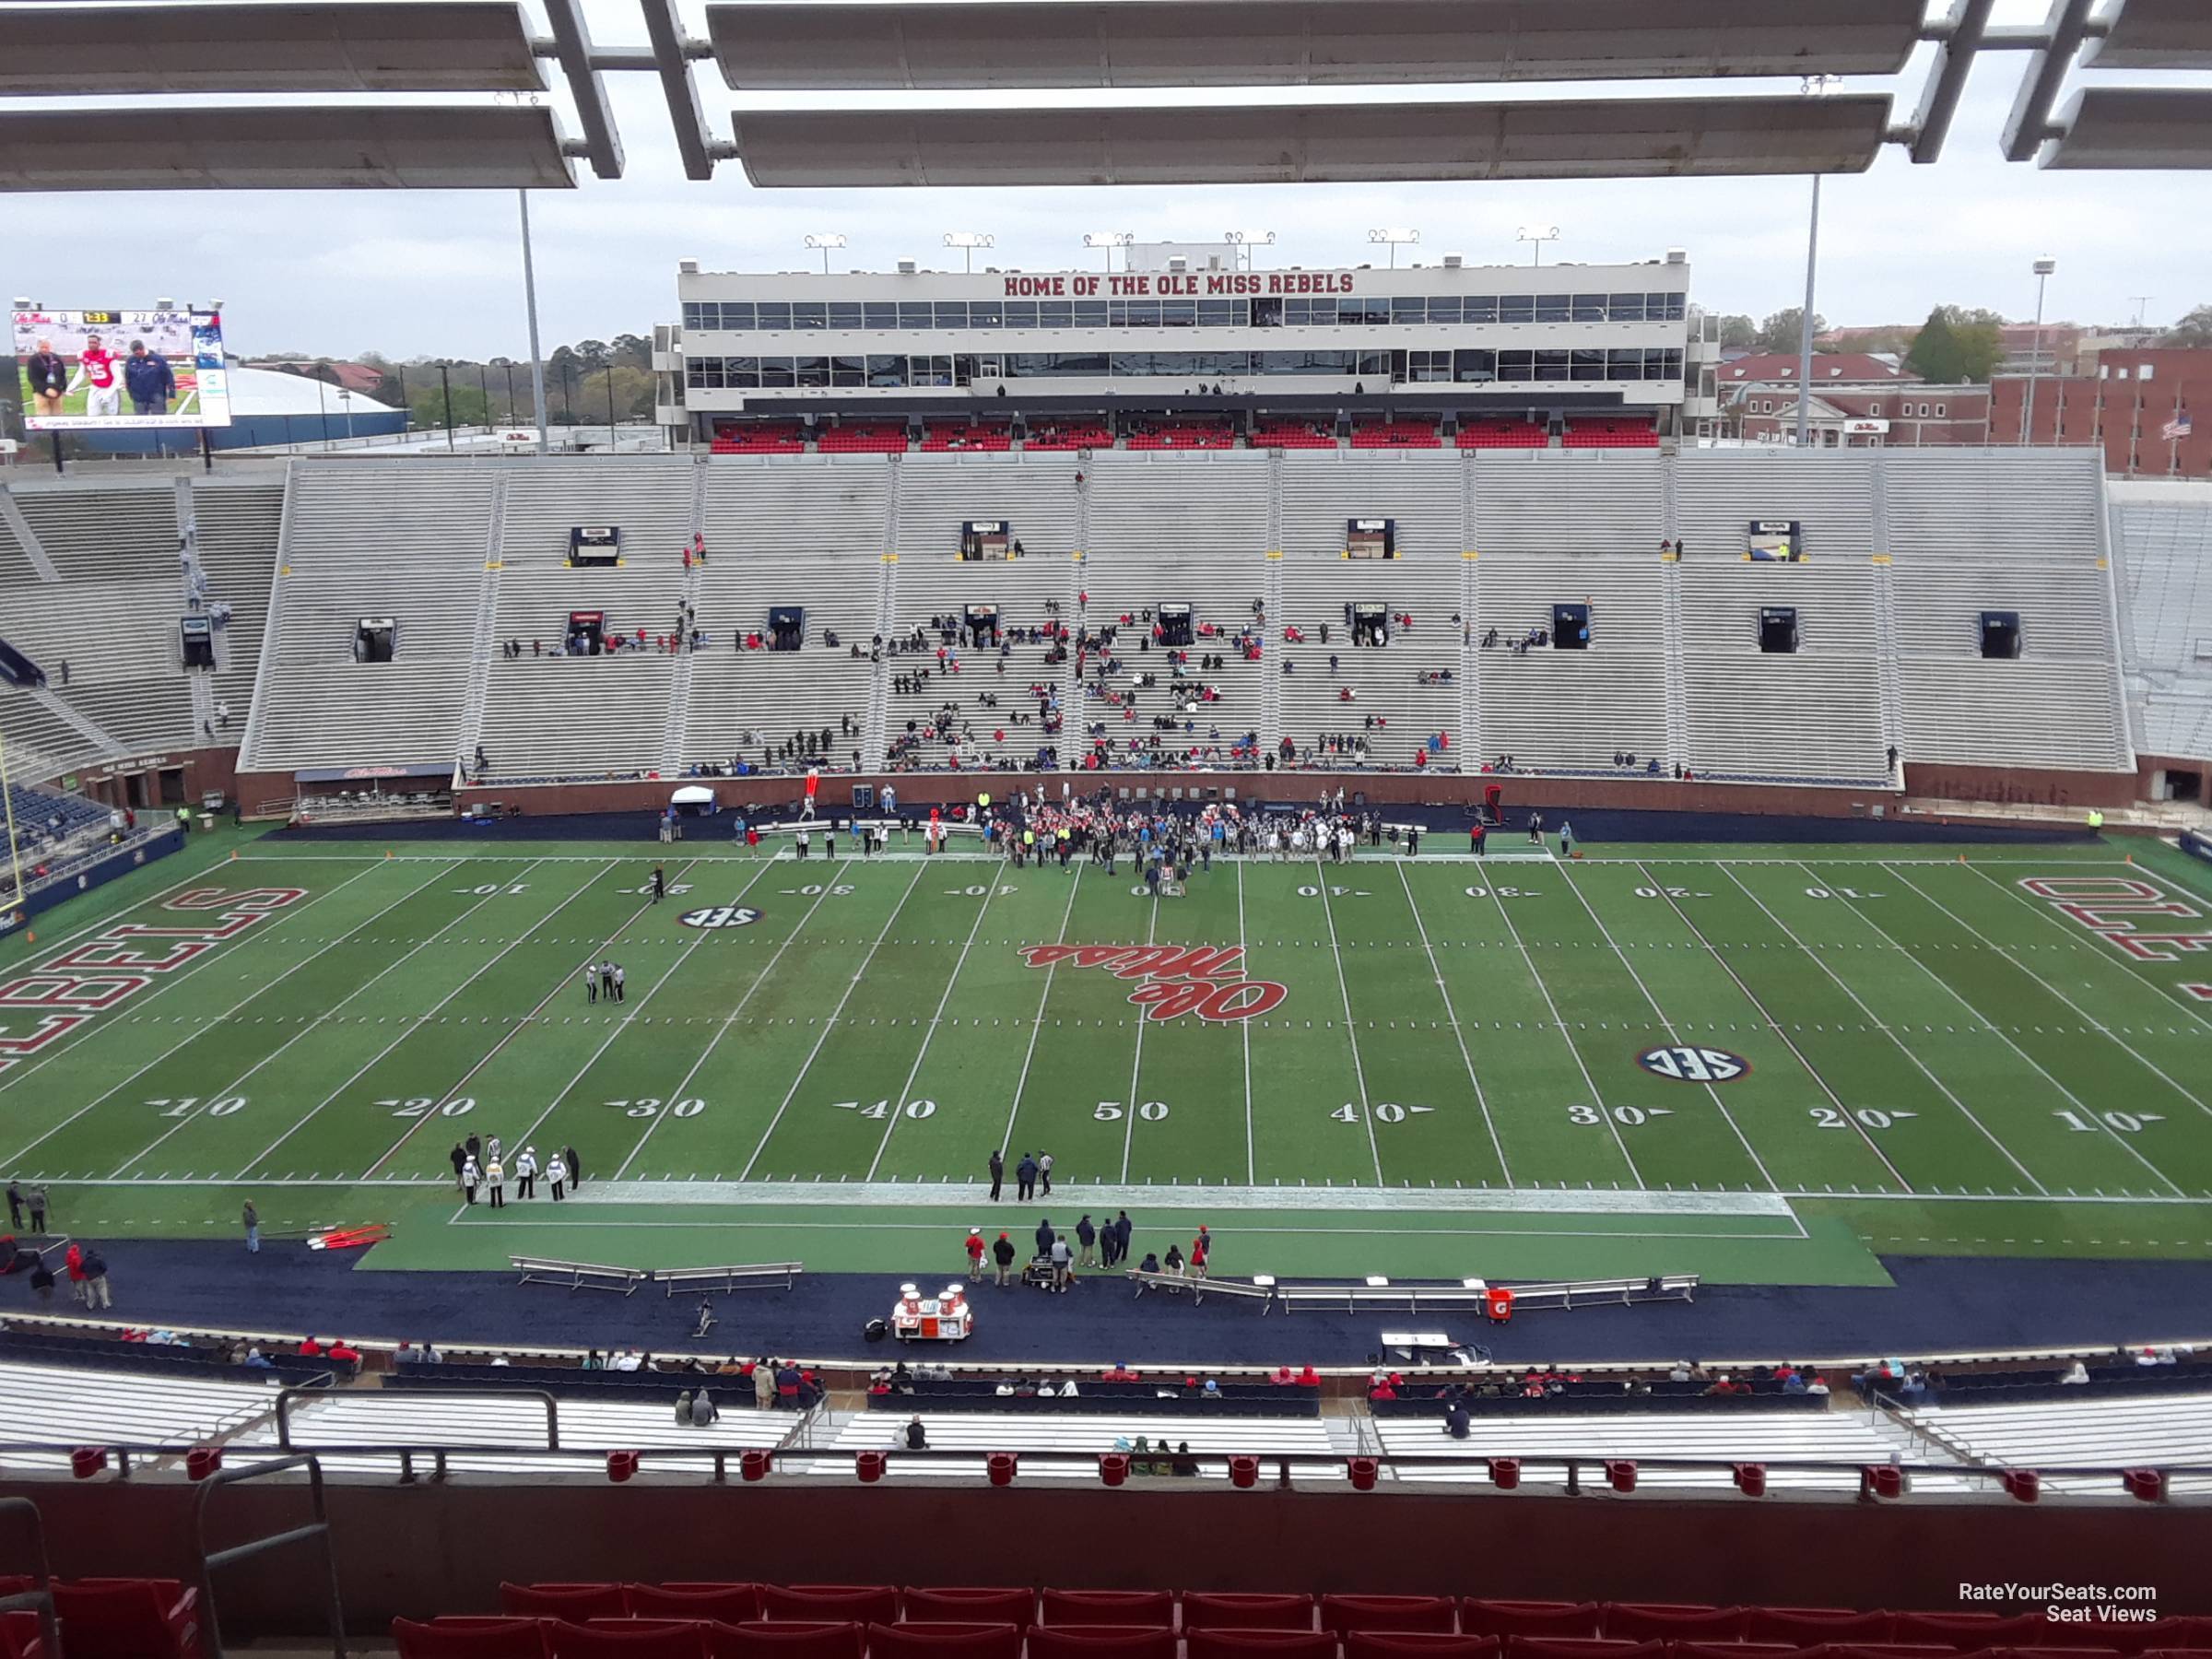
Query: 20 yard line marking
998 860 1085 1164
0 860 453 1169
1313 862 1384 1186
866 871 1007 1178
609 861 840 1180
1395 861 1511 1186
738 861 928 1181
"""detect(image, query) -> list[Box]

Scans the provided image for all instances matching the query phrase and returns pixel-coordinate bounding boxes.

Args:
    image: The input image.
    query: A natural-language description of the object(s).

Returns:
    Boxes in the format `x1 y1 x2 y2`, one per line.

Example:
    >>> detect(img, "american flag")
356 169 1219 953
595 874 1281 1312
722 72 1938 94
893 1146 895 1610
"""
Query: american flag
2165 414 2194 441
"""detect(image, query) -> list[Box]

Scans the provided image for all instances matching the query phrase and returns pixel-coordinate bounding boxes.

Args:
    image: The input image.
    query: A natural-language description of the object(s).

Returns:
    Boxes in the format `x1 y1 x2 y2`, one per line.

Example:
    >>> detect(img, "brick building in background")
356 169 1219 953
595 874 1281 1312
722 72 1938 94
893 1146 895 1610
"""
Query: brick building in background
1990 347 2210 477
1731 383 1989 447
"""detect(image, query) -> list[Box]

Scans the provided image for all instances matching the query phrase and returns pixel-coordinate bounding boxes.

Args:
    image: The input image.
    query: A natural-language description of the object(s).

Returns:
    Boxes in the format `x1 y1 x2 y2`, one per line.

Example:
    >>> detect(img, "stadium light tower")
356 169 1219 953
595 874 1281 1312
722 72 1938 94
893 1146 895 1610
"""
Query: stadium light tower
2024 255 2058 446
1224 229 1276 271
1515 227 1560 266
1795 74 1842 450
805 232 848 275
943 232 994 273
1084 231 1135 273
1368 228 1419 269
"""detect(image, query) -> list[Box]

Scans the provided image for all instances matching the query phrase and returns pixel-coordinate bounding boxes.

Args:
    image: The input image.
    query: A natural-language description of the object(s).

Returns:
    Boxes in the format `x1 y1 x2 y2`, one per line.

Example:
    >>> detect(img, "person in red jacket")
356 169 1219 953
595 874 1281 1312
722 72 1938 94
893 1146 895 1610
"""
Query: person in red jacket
326 1339 362 1366
963 1227 986 1281
297 1335 324 1357
64 1242 86 1305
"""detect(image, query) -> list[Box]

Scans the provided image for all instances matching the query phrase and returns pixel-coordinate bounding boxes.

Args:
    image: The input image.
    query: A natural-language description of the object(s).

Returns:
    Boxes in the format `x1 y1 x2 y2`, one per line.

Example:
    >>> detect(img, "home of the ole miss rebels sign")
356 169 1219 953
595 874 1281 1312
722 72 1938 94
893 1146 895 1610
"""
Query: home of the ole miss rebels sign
1004 270 1359 299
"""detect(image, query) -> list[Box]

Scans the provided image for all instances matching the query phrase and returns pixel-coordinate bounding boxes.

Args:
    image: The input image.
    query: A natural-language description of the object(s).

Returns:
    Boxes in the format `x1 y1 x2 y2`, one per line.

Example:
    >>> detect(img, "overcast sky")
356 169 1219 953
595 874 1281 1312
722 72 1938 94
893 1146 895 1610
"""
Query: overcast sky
6 0 2208 361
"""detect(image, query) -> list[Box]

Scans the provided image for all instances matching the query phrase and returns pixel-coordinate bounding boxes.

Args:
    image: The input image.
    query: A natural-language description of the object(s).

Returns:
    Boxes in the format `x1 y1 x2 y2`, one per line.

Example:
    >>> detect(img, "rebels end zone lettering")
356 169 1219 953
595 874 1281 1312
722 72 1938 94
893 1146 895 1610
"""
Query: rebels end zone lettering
2018 876 2212 1001
1018 943 1286 1024
0 885 306 1076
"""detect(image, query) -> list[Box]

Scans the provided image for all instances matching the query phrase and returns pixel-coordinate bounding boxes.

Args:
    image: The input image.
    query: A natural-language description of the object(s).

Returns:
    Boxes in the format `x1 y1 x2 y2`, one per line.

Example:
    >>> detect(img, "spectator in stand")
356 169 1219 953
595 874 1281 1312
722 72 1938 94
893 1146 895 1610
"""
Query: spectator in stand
904 1415 928 1450
1443 1397 1472 1439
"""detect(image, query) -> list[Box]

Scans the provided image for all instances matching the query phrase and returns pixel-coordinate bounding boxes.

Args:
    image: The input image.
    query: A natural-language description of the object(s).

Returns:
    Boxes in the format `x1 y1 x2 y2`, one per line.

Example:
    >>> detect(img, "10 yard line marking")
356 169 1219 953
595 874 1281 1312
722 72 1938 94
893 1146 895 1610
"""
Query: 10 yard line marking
1394 861 1512 1186
1313 862 1384 1187
738 861 927 1181
234 857 598 1177
0 860 449 1169
998 860 1085 1165
610 860 841 1180
509 863 778 1176
866 871 1006 1179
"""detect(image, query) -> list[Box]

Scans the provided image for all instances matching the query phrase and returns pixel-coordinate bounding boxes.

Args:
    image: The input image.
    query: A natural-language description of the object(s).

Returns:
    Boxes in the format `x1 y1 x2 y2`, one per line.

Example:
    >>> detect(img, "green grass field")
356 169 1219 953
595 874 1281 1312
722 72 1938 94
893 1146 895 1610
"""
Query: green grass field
6 830 2212 1283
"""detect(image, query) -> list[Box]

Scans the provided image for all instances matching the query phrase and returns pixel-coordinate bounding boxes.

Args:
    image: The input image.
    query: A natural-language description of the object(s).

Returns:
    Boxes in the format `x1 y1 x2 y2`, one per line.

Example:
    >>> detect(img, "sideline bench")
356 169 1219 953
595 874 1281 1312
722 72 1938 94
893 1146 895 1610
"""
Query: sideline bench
658 1262 804 1296
1126 1270 1275 1310
1272 1274 1700 1316
511 1255 648 1296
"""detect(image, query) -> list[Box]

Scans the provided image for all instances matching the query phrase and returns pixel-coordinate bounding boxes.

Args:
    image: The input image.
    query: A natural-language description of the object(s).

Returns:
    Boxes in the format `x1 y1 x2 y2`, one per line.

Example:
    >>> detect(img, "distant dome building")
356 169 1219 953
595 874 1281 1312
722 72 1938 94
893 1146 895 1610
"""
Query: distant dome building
84 364 406 454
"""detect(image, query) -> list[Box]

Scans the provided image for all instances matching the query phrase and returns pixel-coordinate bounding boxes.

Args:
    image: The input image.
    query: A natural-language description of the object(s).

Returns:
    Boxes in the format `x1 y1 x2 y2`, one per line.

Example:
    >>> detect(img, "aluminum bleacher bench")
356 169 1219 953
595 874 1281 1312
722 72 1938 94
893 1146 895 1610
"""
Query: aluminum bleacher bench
511 1256 648 1296
657 1262 803 1296
1270 1274 1700 1315
1125 1269 1274 1310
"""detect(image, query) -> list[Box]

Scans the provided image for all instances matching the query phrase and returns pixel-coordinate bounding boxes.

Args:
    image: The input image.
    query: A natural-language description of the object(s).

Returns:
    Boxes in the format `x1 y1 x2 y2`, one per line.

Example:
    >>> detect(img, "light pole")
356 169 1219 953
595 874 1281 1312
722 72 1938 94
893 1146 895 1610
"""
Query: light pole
1083 232 1134 274
804 233 847 275
1515 226 1559 266
1796 75 1840 450
2024 256 2057 446
1368 228 1418 270
943 232 994 273
1224 229 1276 272
337 387 355 443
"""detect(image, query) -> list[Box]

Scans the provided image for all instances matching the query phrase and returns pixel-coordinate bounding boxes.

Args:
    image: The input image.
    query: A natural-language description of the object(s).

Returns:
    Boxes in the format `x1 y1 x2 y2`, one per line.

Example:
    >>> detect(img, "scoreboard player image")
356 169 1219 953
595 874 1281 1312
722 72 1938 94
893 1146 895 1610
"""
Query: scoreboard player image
9 305 229 431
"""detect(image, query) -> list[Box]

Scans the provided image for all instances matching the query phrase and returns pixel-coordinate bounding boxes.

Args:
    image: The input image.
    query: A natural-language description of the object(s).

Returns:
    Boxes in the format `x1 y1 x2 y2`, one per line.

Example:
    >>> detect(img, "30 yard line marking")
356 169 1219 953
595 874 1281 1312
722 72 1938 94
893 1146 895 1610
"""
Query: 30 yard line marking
1313 862 1384 1186
0 858 394 1104
1118 874 1163 1183
1717 865 2045 1194
531 863 782 1176
1558 865 1778 1191
1394 861 1511 1186
232 857 601 1177
611 860 841 1180
1800 861 2187 1197
866 871 1006 1179
0 860 454 1169
998 859 1085 1165
737 861 928 1181
1633 859 1910 1194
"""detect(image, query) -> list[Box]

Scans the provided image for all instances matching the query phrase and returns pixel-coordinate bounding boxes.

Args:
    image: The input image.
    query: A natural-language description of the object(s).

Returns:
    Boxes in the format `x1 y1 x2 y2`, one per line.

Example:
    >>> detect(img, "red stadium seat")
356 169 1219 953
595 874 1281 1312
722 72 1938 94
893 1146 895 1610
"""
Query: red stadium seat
899 1588 1034 1630
1605 1606 1747 1641
0 1610 48 1659
865 1622 1022 1657
49 1579 203 1659
1895 1615 2050 1650
549 1622 709 1656
1187 1635 1337 1658
1747 1610 1896 1644
1802 1645 1976 1659
1463 1605 1604 1641
628 1587 763 1625
2129 1624 2212 1652
705 1625 863 1658
1675 1644 1799 1659
1324 1595 1459 1636
1184 1592 1317 1632
1508 1641 1665 1659
503 1585 631 1621
1027 1630 1180 1659
759 1588 900 1626
1042 1590 1178 1628
394 1619 551 1659
1349 1641 1503 1659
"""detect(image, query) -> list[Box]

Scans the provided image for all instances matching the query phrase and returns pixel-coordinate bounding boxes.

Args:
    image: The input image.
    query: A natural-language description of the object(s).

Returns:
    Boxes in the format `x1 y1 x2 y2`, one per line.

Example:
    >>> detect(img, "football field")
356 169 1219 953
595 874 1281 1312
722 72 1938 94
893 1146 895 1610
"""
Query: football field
6 830 2212 1283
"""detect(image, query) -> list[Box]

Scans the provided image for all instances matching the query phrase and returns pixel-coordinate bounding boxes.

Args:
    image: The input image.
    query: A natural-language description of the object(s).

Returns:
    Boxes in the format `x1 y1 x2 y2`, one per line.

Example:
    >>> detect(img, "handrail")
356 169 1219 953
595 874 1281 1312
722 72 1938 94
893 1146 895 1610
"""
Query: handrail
0 1497 63 1659
277 1384 560 1452
192 1453 346 1659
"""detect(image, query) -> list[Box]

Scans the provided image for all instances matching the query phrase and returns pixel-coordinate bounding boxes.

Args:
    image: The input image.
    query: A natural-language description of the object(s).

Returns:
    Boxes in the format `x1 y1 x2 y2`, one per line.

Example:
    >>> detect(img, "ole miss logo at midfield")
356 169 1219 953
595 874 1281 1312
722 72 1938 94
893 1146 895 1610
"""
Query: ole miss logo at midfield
1018 944 1286 1024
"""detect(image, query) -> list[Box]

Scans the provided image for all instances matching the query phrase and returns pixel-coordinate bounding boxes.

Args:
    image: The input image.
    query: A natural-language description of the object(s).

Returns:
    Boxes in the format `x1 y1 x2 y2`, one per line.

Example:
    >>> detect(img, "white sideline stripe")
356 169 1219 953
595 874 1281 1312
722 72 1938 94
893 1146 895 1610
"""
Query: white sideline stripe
997 860 1085 1163
557 1180 1797 1216
227 853 2154 867
1312 861 1384 1186
865 868 1004 1178
1394 859 1511 1185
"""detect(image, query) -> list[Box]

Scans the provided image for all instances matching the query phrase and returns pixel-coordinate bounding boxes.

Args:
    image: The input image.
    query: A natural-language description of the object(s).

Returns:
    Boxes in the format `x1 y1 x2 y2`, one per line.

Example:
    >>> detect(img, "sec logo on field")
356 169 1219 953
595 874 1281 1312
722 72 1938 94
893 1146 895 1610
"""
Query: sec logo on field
1636 1045 1749 1084
680 904 762 929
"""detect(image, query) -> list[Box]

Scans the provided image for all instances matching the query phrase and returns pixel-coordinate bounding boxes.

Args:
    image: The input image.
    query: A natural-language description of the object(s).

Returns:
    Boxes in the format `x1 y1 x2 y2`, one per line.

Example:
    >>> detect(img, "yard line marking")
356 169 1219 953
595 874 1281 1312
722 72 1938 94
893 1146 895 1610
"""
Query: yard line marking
1966 860 2212 1043
737 861 928 1181
512 863 782 1176
1800 861 2186 1197
1887 862 2212 1123
0 858 391 1102
1633 860 1910 1194
1477 871 1641 1184
1394 861 1511 1186
1117 872 1162 1183
0 860 451 1169
1716 865 2045 1194
866 870 1006 1178
1558 865 1779 1191
1235 861 1254 1187
610 861 836 1180
1313 861 1384 1187
235 858 604 1176
359 861 702 1179
998 860 1085 1164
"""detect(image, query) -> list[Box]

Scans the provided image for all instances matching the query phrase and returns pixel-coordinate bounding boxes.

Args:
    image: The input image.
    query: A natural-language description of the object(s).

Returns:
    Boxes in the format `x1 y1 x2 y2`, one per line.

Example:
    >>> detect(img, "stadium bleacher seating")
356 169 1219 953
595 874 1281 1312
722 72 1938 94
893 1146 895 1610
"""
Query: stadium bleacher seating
1125 420 1235 452
1456 421 1548 451
1563 420 1661 451
817 423 911 455
711 421 807 455
1023 423 1112 453
1249 420 1337 451
1350 419 1443 451
921 422 1014 453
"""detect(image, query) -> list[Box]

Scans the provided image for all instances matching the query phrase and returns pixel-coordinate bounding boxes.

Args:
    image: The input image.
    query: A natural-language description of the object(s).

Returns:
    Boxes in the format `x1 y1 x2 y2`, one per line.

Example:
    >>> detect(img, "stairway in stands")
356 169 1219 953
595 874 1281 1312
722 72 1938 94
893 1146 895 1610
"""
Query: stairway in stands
657 461 711 774
862 554 897 771
452 475 510 774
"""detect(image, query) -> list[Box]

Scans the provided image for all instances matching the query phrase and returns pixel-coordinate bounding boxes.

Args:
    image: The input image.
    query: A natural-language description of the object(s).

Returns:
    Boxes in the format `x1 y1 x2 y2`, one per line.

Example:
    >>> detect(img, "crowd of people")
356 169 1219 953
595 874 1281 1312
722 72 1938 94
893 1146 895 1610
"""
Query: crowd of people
450 1132 581 1207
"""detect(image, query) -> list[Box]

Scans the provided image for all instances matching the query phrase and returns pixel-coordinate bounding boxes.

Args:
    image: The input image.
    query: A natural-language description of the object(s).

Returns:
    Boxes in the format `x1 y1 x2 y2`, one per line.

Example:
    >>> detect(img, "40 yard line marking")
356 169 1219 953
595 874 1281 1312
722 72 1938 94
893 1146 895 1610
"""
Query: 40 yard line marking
737 861 928 1181
997 858 1086 1165
1117 866 1162 1183
865 868 1006 1178
1394 860 1511 1186
1314 862 1384 1187
610 859 842 1180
